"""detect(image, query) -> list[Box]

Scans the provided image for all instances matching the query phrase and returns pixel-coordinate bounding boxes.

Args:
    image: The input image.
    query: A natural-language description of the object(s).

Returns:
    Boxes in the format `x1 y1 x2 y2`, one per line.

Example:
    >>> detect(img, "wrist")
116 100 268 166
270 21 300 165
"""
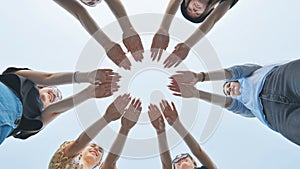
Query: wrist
197 72 206 82
156 129 166 135
120 127 130 135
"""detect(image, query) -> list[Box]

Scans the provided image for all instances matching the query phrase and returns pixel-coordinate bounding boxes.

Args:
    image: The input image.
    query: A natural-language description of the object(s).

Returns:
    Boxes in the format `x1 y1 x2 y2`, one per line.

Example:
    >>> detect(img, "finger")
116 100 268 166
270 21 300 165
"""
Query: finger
174 59 182 68
157 49 164 62
173 93 182 97
171 102 177 111
151 49 158 61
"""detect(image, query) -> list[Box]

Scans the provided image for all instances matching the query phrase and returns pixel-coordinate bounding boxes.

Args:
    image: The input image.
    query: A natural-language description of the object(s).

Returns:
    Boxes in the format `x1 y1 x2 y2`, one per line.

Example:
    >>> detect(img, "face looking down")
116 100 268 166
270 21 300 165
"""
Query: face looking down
38 86 62 108
81 143 104 166
186 0 207 18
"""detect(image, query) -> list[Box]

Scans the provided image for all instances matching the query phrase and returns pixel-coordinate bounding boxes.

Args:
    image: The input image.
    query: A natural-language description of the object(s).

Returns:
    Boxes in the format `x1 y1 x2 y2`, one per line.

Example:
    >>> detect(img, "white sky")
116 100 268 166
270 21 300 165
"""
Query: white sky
0 0 300 169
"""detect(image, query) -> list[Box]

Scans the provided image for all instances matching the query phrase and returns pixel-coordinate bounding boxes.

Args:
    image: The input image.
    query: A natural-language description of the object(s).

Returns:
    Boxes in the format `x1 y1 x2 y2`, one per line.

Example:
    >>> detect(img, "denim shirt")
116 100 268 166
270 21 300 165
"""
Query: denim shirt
225 64 279 129
0 82 22 128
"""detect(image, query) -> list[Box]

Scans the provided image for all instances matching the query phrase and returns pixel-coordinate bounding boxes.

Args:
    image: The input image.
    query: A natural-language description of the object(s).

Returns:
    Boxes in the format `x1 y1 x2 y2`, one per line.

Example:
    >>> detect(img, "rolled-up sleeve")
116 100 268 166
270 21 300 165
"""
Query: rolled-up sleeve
226 98 255 118
226 64 262 80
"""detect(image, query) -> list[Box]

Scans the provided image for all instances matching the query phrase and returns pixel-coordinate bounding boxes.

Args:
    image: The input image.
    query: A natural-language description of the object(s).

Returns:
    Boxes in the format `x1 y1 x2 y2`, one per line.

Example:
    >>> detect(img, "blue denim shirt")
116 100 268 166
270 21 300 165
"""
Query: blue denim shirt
0 82 22 128
225 64 279 129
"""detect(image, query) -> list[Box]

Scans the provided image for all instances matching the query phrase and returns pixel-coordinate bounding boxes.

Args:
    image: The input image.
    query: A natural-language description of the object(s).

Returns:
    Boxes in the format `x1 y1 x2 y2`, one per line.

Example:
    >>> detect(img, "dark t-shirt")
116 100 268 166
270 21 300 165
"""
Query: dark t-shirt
195 166 209 169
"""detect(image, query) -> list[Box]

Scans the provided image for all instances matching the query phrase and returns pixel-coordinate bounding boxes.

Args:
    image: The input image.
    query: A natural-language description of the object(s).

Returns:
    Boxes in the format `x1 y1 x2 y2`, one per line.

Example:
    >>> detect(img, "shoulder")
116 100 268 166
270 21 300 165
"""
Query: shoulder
49 141 79 168
2 67 30 75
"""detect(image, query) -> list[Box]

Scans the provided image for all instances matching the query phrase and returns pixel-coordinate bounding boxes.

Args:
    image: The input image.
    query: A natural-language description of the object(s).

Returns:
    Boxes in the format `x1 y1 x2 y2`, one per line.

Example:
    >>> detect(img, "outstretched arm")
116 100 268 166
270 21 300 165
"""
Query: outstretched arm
104 0 144 62
53 0 132 70
151 0 182 61
160 100 217 169
102 98 142 169
168 80 232 107
148 104 172 169
64 94 131 158
41 83 119 125
14 69 120 86
184 0 236 47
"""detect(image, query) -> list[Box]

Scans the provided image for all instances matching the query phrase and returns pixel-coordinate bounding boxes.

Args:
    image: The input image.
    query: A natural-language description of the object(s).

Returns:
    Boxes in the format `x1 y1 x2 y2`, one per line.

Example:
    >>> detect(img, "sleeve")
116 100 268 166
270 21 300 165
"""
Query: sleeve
225 64 262 81
226 98 255 118
219 0 239 8
2 67 30 75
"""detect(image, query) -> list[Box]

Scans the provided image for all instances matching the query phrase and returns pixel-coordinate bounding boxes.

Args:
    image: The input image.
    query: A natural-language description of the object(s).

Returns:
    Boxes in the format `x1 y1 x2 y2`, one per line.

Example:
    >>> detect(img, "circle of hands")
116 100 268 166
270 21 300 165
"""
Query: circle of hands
87 29 202 129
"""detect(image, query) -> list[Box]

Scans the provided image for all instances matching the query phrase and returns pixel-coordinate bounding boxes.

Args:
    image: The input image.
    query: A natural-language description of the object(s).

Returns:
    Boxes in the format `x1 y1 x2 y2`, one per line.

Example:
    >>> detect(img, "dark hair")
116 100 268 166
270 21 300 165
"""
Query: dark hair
180 0 214 23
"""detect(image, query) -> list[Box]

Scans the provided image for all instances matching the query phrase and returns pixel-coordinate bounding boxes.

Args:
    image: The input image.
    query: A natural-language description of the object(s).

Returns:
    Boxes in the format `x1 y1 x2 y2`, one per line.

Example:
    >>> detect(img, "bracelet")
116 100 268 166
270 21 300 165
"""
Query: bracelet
199 72 206 82
73 71 80 83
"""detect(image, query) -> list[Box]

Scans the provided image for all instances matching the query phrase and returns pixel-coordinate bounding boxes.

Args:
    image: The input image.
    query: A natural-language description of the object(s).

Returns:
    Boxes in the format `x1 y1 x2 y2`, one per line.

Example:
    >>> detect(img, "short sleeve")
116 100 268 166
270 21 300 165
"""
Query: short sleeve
2 67 30 75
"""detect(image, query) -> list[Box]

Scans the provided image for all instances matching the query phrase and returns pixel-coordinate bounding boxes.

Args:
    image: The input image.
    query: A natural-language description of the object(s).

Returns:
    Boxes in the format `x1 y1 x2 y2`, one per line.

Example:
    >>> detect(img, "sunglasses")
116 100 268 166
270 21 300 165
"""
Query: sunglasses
172 153 190 164
80 0 101 7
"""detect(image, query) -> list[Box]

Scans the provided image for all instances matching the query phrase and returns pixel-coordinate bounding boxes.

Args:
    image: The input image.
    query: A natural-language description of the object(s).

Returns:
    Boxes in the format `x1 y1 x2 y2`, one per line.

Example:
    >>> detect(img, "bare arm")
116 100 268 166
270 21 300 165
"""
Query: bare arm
185 0 235 47
64 94 130 158
54 0 114 50
41 83 118 125
160 100 217 169
159 0 182 31
104 0 133 31
102 99 142 169
173 122 217 169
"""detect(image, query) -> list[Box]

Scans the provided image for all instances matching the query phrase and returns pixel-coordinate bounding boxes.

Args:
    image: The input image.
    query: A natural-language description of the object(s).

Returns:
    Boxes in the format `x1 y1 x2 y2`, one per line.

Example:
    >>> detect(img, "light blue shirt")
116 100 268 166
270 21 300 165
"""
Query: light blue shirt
225 63 279 129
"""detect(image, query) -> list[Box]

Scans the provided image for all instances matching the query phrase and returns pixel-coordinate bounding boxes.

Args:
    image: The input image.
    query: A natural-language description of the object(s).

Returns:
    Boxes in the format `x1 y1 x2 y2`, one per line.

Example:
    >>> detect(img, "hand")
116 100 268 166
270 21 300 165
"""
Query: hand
159 100 179 126
150 29 169 62
148 104 165 133
170 71 199 85
88 69 121 85
121 98 142 130
168 79 199 98
106 42 132 70
103 94 131 123
123 27 144 62
163 43 190 68
88 82 119 98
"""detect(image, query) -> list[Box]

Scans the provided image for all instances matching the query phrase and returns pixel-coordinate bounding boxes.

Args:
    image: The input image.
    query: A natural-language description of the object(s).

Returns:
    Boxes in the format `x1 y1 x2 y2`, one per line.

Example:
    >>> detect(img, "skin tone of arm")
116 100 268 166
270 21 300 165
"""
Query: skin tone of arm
168 79 232 107
104 0 144 62
14 69 120 86
53 0 131 70
41 83 120 125
169 69 232 85
160 100 217 169
151 0 182 61
102 99 142 169
164 0 235 68
148 104 172 169
63 94 131 158
184 0 235 47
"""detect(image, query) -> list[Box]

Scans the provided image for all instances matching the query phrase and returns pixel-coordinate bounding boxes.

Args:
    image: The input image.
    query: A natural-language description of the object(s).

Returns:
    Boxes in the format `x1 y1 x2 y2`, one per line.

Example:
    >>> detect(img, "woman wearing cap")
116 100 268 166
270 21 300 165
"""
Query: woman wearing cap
147 100 217 169
151 0 238 68
0 67 120 144
53 0 144 70
49 94 140 169
169 59 300 146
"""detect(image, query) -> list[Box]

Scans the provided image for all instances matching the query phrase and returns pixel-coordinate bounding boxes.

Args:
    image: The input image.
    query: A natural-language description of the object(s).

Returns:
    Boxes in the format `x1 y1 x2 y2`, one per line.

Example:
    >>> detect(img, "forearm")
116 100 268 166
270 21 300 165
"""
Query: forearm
197 90 232 107
41 86 91 125
184 1 231 47
66 117 108 157
159 0 182 31
54 0 113 50
104 127 130 166
174 122 217 169
104 0 133 31
157 131 172 169
196 69 232 82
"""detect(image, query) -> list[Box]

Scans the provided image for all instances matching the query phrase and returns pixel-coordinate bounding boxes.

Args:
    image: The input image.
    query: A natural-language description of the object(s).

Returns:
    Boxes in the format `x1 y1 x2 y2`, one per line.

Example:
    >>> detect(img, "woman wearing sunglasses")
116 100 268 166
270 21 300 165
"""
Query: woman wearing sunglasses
53 0 144 70
148 100 217 169
0 67 120 144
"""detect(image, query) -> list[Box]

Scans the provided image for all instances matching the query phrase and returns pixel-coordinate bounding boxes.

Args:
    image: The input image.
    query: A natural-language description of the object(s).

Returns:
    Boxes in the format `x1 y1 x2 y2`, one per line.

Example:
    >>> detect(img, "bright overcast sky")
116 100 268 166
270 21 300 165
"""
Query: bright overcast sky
0 0 300 169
